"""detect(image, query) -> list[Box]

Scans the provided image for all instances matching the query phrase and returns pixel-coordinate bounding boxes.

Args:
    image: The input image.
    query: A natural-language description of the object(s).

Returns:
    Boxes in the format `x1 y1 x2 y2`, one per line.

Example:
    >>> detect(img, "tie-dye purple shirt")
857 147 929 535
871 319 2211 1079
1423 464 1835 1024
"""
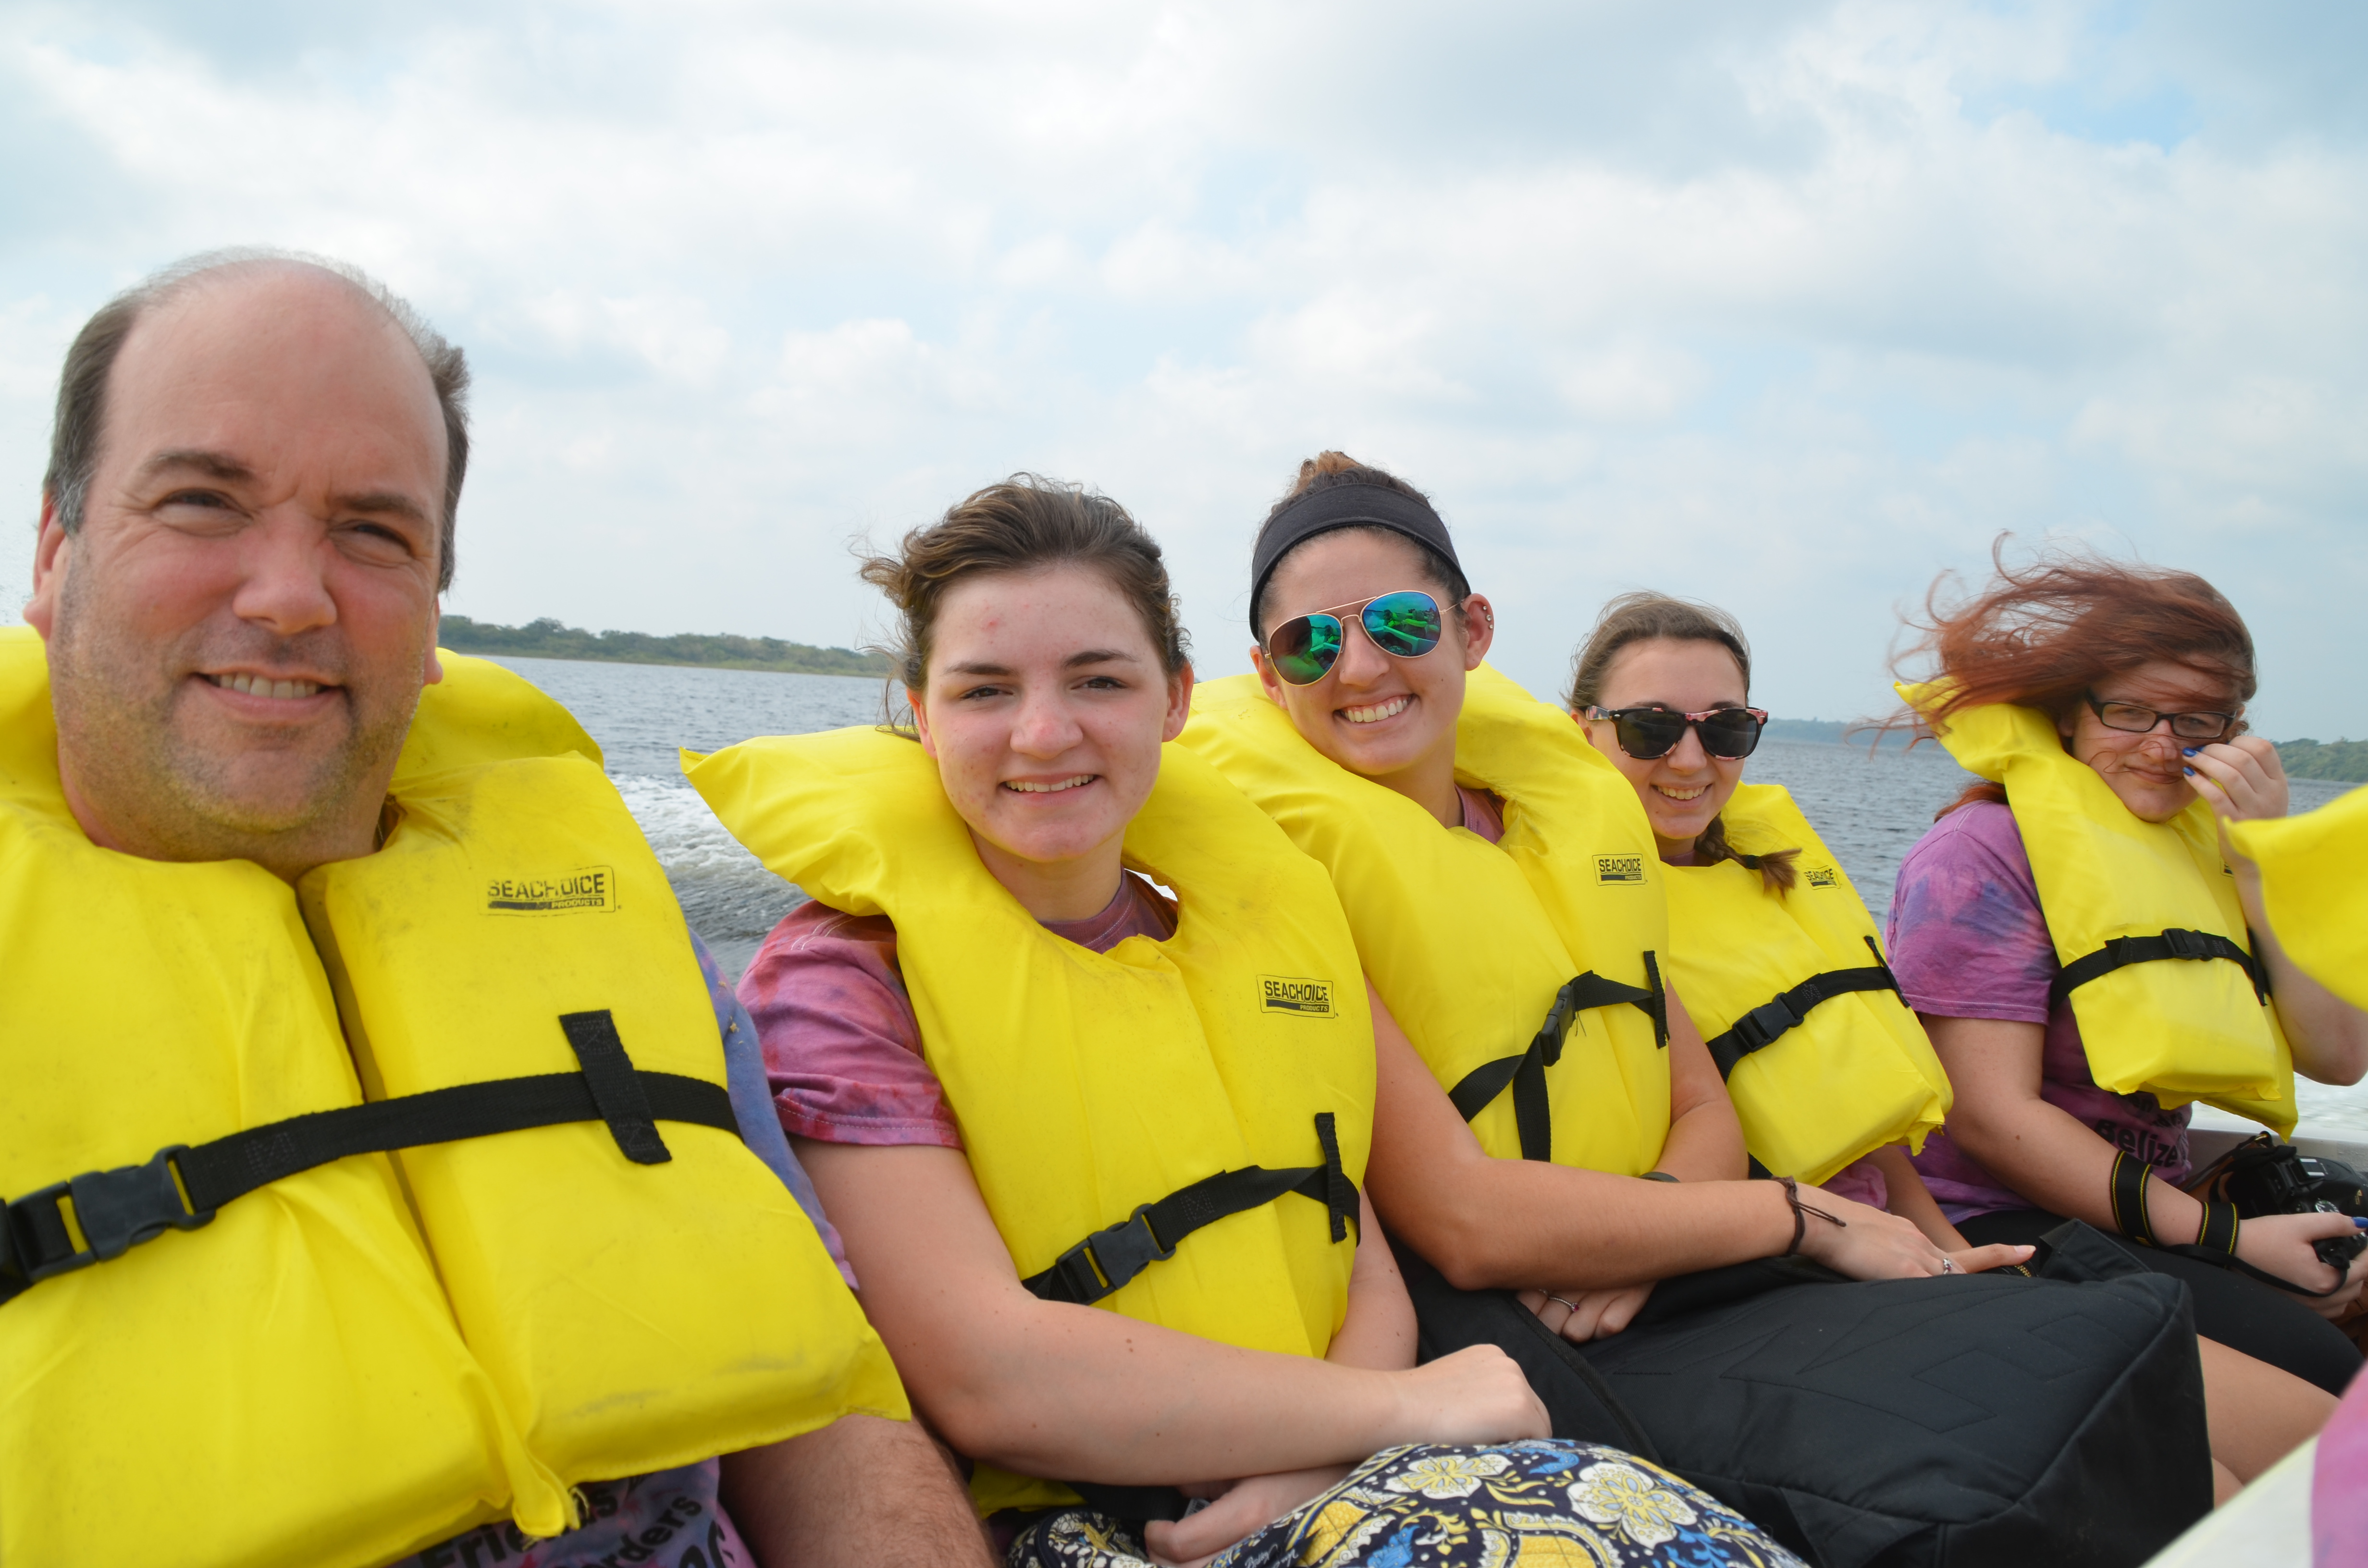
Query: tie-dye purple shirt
1886 800 2190 1223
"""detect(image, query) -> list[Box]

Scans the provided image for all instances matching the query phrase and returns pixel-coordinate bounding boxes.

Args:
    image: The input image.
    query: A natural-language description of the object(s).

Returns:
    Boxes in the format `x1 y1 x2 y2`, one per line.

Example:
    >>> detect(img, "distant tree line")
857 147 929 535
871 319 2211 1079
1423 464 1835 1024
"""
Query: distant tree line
441 615 890 677
2275 738 2368 784
1760 720 2363 781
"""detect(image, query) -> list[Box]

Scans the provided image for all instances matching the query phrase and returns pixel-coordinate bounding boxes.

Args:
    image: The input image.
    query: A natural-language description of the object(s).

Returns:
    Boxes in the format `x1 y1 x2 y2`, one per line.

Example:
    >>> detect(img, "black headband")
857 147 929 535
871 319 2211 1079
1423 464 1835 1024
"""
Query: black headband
1249 481 1463 632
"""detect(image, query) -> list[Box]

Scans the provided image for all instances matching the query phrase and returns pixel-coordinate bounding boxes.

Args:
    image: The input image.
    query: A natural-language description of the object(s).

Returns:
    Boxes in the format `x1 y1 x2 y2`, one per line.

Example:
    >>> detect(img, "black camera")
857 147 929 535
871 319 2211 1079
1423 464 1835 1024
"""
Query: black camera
2189 1133 2368 1274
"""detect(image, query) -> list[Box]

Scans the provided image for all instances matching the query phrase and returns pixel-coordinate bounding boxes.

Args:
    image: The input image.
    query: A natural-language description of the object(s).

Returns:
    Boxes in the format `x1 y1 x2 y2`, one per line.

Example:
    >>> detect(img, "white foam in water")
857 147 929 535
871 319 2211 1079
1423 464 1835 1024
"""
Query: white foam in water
498 656 2368 1140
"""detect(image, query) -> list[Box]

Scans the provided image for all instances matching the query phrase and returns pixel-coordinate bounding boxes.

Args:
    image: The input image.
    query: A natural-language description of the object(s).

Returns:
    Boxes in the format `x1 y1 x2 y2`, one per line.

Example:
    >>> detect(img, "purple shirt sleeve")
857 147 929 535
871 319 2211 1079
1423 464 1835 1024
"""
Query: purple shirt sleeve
1888 802 2190 1222
1884 802 2056 1025
739 901 968 1149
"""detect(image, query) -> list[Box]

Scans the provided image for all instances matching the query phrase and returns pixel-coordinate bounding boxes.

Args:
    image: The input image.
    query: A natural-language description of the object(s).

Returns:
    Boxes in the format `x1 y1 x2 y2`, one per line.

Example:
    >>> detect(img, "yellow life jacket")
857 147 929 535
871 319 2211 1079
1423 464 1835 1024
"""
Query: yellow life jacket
0 627 906 1568
1908 684 2296 1133
1179 665 1671 1176
687 726 1373 1516
1662 784 1951 1184
2229 788 2368 1012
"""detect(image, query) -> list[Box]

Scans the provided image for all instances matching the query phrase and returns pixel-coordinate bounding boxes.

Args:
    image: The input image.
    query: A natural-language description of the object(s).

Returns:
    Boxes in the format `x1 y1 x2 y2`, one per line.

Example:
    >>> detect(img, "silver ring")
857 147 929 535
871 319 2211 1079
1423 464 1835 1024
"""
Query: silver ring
1546 1294 1579 1311
1939 1258 1960 1275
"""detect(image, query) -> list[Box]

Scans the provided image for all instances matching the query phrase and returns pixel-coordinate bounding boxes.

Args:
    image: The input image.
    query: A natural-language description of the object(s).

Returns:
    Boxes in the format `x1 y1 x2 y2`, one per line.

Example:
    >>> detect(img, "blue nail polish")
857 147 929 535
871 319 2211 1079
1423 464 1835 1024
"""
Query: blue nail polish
2181 747 2198 757
2182 767 2194 776
2355 1216 2368 1230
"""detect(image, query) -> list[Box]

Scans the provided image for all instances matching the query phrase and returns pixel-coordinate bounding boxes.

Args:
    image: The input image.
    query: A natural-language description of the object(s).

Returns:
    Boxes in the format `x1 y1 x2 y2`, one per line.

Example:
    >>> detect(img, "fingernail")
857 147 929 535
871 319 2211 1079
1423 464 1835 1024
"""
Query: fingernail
2182 767 2195 776
2354 1216 2367 1229
2181 747 2198 757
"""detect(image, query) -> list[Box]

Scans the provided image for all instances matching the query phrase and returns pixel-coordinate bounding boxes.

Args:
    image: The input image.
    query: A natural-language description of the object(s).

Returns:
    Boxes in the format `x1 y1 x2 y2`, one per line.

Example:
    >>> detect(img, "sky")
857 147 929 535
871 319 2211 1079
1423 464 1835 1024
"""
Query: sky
2 0 2363 737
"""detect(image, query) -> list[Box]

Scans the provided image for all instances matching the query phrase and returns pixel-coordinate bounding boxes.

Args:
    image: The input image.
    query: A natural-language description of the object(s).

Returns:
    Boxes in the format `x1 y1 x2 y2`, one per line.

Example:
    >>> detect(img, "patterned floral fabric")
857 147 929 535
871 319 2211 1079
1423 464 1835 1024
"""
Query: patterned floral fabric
1008 1441 1802 1568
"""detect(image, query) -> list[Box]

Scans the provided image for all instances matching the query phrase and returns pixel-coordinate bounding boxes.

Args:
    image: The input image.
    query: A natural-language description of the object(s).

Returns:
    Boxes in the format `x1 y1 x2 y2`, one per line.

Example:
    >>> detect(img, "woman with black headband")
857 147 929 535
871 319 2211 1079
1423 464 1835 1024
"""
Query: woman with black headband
1179 452 2228 1566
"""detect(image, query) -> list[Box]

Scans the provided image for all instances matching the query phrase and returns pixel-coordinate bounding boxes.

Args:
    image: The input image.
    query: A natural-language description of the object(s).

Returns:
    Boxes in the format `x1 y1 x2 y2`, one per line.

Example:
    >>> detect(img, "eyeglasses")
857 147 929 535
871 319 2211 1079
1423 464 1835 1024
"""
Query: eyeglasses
1263 589 1444 686
1583 705 1769 761
2083 691 2240 744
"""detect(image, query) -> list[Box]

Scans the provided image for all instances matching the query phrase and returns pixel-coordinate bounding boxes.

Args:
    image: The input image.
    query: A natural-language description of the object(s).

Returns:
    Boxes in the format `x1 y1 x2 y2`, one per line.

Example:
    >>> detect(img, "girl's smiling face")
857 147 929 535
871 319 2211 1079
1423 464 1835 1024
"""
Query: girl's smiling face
912 564 1190 918
1582 637 1751 861
1251 528 1492 819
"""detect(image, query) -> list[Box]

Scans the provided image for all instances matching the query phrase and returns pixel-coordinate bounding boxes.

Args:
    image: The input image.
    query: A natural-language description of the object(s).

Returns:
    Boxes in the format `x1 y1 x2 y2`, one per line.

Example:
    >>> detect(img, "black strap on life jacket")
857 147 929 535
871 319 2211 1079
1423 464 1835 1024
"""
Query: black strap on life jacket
2049 927 2269 1010
0 1009 737 1308
1022 1113 1359 1307
1703 936 1902 1081
1446 957 1668 1164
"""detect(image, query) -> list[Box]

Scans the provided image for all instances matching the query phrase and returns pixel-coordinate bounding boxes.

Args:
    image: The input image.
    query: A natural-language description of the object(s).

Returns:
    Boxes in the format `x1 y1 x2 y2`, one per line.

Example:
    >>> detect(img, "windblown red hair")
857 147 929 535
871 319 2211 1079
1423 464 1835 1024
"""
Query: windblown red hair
1895 539 2257 817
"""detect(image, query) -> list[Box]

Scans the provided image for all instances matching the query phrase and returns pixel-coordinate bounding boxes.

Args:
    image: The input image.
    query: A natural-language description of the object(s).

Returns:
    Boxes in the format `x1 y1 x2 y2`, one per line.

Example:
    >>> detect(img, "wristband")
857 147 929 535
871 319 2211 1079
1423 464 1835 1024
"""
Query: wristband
2194 1199 2241 1258
2108 1151 2159 1246
1777 1176 1845 1256
1640 1171 1679 1184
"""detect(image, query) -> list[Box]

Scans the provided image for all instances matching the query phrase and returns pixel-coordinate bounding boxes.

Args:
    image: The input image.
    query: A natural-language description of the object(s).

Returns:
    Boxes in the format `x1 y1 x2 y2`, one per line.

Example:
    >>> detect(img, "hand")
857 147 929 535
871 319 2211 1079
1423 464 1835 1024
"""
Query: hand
1786 1182 2035 1280
1381 1343 1550 1448
1945 1244 2039 1274
2234 1210 2367 1316
2186 735 2288 823
1518 1282 1655 1342
1143 1465 1351 1568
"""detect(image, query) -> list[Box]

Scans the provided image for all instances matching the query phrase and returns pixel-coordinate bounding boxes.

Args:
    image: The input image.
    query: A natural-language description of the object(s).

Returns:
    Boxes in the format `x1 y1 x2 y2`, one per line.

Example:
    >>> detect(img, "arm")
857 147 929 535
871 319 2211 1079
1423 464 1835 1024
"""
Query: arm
1648 982 1748 1182
721 1415 994 1568
1142 1190 1418 1568
1862 1144 1974 1252
2189 737 2368 1085
791 1138 1544 1487
1924 1013 2362 1310
1325 1188 1417 1371
1364 988 1968 1293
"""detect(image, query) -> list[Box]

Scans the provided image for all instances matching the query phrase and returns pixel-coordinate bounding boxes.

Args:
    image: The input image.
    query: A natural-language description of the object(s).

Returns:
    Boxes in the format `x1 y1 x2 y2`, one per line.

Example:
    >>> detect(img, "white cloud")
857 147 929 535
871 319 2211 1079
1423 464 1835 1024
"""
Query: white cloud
2 0 2364 735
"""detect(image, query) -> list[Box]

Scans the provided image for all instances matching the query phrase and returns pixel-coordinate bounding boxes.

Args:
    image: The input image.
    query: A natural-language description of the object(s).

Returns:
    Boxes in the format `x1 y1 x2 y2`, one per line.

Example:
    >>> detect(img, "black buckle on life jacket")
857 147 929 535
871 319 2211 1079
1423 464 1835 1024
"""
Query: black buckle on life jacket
1039 1204 1178 1306
0 1145 214 1304
1731 998 1804 1054
2159 927 2212 961
0 1013 743 1310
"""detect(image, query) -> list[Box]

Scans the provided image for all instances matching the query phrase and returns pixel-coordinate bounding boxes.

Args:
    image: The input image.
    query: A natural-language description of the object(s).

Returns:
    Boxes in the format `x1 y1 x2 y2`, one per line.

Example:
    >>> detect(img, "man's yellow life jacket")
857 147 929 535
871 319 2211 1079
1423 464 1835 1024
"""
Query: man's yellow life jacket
1663 784 1951 1184
1910 684 2295 1132
687 727 1372 1517
2230 787 2368 1012
1180 665 1670 1176
0 628 905 1568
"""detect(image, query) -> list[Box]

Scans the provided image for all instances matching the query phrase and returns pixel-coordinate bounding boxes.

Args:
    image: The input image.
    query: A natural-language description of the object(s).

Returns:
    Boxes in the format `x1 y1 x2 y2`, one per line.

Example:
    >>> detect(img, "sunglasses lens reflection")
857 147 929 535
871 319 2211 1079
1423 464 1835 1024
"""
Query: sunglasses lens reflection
1616 715 1688 759
1270 613 1344 685
1362 591 1443 658
1697 712 1764 759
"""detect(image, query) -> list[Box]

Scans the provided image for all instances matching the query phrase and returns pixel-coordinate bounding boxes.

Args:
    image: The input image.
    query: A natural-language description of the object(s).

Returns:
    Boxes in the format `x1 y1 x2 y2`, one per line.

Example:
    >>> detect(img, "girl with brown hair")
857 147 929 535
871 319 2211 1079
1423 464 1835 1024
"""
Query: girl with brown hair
1887 546 2368 1401
1568 586 2341 1497
1180 453 2222 1564
693 476 1804 1568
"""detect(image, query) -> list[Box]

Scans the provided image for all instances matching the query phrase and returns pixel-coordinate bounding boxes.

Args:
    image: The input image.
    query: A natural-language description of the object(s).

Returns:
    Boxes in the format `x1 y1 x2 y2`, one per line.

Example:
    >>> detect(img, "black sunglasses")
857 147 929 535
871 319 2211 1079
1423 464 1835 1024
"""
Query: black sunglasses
1583 704 1769 761
2083 691 2241 744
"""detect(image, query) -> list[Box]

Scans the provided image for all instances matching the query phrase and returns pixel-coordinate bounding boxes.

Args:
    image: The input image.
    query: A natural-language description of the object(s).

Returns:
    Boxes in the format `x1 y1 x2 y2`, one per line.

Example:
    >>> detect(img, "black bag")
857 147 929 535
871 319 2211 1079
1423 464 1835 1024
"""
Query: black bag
1390 1221 2210 1568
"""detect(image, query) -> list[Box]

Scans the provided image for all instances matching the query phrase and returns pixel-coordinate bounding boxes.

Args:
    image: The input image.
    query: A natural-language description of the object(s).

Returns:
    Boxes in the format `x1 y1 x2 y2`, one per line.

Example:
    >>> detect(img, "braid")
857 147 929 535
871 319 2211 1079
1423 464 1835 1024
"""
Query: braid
1691 814 1800 894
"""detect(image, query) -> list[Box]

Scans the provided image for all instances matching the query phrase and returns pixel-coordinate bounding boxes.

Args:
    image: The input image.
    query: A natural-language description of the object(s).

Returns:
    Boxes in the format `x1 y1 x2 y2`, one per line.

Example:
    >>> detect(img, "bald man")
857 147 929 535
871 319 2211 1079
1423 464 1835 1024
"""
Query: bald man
3 253 989 1568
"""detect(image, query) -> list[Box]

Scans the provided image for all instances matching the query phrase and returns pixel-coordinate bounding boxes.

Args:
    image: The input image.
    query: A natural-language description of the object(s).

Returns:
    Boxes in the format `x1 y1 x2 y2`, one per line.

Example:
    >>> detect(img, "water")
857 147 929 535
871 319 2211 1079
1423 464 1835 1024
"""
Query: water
490 656 2365 1140
483 656 885 979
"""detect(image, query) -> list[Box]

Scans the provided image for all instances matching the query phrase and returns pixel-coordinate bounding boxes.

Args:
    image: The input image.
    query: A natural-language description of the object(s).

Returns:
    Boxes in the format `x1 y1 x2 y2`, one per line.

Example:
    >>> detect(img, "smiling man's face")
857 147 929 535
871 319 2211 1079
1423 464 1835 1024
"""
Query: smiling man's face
24 263 448 878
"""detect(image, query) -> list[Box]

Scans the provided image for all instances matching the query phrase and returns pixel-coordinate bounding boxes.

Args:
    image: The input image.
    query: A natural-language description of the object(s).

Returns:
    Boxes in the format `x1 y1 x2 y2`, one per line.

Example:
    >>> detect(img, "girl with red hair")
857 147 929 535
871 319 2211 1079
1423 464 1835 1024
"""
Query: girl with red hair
1887 547 2368 1413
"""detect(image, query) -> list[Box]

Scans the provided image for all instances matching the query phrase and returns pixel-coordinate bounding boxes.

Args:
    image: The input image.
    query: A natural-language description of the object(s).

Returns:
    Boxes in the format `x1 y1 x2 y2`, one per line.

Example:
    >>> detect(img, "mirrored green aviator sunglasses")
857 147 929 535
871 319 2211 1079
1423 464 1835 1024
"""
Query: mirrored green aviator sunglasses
1264 589 1445 686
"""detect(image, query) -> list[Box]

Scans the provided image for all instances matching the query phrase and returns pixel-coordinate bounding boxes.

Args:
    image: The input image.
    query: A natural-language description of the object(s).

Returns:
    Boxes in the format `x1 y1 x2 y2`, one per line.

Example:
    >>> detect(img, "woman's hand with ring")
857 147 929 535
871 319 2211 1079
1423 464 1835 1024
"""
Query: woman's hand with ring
1519 1283 1656 1341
